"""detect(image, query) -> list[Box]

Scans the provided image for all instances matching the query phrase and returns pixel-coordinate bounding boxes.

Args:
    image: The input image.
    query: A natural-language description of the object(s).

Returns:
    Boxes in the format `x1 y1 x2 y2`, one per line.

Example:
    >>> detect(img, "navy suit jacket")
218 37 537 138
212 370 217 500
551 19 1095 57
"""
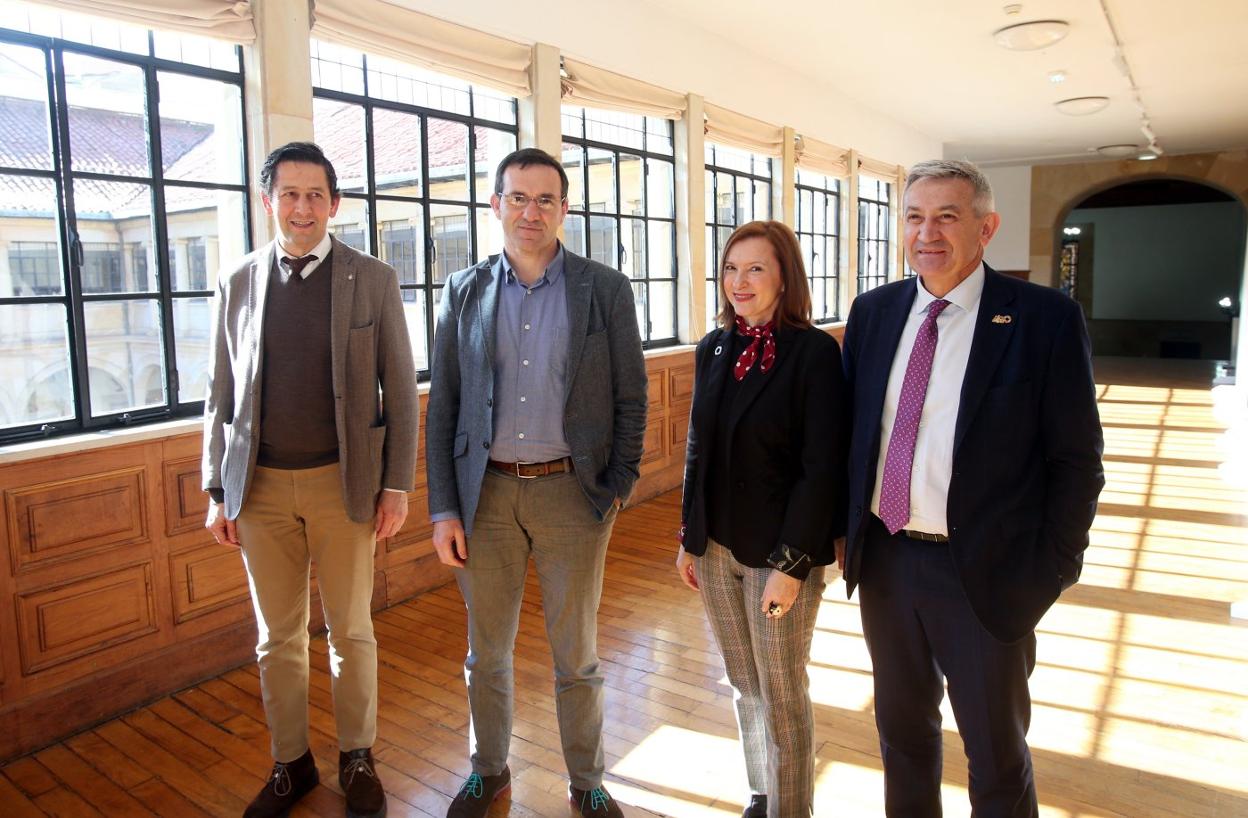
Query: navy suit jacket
841 265 1105 643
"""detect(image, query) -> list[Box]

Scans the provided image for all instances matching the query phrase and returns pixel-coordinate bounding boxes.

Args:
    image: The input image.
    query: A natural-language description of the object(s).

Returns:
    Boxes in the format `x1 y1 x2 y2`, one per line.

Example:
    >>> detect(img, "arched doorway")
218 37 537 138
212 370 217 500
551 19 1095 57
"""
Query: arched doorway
1060 178 1246 361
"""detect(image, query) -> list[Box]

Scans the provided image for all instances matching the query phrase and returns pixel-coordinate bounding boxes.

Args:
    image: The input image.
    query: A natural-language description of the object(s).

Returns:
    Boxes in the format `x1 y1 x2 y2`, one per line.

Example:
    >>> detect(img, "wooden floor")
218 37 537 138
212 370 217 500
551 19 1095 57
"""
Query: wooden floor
3 357 1246 817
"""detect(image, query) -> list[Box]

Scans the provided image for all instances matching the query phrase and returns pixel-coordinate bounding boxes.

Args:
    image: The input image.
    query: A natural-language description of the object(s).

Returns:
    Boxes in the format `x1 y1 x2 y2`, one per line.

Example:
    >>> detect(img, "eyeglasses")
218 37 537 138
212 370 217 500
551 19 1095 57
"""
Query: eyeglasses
500 192 564 211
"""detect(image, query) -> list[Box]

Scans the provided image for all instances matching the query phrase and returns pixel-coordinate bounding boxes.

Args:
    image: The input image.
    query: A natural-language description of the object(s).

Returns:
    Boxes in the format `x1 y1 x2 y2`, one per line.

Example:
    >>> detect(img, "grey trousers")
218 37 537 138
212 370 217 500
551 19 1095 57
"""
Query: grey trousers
454 468 617 790
696 539 825 818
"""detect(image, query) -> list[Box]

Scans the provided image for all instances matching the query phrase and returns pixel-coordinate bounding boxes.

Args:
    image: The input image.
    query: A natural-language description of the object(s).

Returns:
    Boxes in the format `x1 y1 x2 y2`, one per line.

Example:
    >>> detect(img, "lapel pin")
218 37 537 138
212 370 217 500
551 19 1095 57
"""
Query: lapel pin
347 274 354 280
714 344 723 355
991 314 1012 324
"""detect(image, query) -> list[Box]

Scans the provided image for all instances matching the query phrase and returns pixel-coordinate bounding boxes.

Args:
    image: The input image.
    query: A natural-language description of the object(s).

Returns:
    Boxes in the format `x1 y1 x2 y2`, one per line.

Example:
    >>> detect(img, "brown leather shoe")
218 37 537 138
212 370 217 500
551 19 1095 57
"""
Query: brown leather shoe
446 766 511 818
569 784 624 818
243 749 318 818
339 748 386 818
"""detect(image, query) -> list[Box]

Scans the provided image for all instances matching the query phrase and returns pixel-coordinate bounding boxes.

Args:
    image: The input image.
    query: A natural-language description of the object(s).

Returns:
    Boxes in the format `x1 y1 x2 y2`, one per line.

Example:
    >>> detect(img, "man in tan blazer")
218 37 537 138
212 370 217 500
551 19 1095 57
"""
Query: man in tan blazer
202 142 417 818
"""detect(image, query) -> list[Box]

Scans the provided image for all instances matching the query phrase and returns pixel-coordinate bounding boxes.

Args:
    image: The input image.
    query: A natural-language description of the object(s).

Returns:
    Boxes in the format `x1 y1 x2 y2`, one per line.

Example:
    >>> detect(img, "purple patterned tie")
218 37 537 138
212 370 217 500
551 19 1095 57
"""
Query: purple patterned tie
879 298 951 534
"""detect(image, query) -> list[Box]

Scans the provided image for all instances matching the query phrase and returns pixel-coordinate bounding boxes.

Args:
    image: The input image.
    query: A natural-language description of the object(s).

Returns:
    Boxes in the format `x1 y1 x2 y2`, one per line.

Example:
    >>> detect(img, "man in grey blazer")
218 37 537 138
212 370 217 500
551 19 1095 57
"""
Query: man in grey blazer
425 148 647 818
202 142 417 818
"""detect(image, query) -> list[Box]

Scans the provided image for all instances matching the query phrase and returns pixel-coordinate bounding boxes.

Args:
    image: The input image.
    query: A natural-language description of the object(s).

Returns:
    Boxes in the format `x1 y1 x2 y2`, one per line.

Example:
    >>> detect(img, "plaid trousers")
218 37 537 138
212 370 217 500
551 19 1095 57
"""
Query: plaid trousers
696 539 825 818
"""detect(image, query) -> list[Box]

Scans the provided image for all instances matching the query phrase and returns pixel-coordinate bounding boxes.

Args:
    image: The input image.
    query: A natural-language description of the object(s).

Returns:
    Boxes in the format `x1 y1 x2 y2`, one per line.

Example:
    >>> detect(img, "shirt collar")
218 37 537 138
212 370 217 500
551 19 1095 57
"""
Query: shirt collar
913 261 985 316
501 243 565 288
278 232 333 279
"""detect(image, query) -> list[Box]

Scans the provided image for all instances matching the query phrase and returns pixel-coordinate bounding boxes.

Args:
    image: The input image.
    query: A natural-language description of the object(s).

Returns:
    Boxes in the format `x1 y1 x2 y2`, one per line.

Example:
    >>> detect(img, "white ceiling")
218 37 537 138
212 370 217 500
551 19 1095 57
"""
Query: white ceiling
648 0 1248 166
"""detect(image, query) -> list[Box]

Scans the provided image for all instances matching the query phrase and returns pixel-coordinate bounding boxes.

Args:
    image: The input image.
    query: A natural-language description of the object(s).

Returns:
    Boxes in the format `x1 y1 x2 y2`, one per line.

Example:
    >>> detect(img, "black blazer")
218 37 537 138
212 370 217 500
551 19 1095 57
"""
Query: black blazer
842 266 1105 643
681 325 849 573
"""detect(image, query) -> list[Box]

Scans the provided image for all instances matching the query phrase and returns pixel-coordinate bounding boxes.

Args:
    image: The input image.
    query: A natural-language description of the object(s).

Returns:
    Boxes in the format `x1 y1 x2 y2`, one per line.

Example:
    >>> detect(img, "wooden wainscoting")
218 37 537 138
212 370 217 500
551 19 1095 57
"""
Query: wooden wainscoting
0 346 705 761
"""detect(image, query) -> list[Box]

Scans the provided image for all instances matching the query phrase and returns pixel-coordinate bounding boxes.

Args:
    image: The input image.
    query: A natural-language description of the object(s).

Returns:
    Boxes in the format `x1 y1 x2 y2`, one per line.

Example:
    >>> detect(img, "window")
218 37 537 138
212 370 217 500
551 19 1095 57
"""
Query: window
561 106 677 346
311 39 517 374
795 168 842 322
705 143 773 328
857 175 892 294
0 4 249 441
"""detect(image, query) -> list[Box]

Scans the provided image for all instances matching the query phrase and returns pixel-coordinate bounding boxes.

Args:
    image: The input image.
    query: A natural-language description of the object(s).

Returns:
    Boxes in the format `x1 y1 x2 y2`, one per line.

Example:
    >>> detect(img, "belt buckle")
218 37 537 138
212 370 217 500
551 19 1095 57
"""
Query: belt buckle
514 460 539 479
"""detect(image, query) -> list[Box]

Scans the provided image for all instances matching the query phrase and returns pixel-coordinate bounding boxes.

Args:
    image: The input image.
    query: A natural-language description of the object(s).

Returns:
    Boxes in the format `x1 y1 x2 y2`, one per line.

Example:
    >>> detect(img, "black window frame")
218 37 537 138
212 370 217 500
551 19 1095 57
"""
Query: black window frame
0 24 250 444
704 144 774 328
560 106 678 348
794 168 843 322
311 40 519 380
857 175 893 294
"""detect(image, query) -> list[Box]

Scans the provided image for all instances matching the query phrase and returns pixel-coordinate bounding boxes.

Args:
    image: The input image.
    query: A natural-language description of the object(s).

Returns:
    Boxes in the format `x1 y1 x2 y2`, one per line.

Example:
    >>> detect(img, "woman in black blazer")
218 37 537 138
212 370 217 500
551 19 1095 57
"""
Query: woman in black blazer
676 221 848 818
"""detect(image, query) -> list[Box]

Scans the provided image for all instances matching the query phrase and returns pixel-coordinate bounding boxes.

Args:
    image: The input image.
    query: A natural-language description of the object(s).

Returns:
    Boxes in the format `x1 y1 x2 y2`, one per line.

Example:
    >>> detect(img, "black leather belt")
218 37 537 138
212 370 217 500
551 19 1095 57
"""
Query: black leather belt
898 528 949 543
487 457 572 478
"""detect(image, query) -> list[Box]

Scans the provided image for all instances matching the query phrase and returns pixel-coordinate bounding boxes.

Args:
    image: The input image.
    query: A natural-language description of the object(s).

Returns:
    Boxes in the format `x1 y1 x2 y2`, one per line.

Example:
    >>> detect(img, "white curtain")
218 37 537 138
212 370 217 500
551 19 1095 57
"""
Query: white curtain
795 134 850 178
859 155 903 181
311 0 532 97
704 102 784 156
560 58 685 119
24 0 255 42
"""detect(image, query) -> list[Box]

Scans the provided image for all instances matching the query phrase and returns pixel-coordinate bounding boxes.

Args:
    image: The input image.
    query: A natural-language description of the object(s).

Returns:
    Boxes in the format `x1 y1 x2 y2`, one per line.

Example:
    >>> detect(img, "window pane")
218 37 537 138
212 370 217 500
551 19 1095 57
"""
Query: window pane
84 299 165 416
646 117 673 155
403 288 428 371
0 303 73 429
587 148 615 213
430 204 472 283
310 39 364 96
473 86 516 125
754 181 771 220
587 215 616 268
163 187 247 292
706 279 718 329
373 108 422 197
620 217 642 279
475 206 502 263
647 159 674 219
564 213 586 256
314 98 367 194
562 143 585 211
158 72 244 185
153 30 239 73
64 54 149 177
330 197 369 253
647 280 675 341
619 154 643 217
376 200 425 286
3 2 148 54
427 119 470 202
368 54 470 114
561 107 584 140
172 296 211 403
74 179 156 294
584 108 644 151
0 43 53 171
474 127 517 202
2 175 63 297
647 221 674 279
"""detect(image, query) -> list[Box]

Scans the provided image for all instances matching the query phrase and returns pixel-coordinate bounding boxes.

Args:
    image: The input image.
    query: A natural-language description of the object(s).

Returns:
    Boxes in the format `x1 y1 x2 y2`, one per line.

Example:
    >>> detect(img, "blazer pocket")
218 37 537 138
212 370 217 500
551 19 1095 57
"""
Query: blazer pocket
453 430 468 457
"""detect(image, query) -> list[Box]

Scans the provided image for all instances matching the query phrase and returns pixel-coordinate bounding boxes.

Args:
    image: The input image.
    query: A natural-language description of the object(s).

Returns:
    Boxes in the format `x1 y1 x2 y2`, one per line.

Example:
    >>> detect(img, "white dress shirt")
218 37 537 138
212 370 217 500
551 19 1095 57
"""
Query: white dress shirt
870 263 985 535
278 232 333 279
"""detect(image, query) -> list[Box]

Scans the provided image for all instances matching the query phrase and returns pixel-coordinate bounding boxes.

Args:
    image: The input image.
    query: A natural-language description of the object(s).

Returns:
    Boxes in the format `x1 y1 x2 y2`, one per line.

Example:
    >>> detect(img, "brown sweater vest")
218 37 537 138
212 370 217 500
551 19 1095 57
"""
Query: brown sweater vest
257 252 339 469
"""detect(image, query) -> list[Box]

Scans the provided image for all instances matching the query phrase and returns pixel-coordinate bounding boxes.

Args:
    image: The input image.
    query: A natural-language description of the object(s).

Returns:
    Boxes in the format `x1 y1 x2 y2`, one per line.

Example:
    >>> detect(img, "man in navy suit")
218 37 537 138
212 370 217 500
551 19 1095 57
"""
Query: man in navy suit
840 159 1104 817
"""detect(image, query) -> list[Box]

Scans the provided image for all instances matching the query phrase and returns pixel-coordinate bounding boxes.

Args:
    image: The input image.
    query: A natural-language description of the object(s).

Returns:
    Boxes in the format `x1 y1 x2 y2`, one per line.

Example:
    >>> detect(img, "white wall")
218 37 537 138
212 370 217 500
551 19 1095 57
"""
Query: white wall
392 0 941 166
981 164 1032 272
1066 202 1247 322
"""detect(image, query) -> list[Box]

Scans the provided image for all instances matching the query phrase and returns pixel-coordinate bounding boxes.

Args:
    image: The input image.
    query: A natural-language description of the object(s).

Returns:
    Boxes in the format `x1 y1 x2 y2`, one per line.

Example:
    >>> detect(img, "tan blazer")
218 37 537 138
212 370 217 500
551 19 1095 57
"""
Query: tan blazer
201 236 419 523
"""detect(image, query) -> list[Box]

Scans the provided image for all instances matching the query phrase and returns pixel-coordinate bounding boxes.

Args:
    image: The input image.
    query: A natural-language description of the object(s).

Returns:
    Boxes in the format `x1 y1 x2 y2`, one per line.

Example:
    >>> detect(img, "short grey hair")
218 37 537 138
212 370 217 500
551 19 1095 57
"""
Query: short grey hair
905 159 995 216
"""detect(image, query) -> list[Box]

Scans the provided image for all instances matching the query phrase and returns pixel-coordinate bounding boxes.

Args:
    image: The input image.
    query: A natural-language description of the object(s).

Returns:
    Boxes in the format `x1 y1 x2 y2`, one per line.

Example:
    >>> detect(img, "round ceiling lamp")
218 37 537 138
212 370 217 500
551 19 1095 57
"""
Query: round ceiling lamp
1096 144 1140 158
993 20 1070 51
1055 96 1110 115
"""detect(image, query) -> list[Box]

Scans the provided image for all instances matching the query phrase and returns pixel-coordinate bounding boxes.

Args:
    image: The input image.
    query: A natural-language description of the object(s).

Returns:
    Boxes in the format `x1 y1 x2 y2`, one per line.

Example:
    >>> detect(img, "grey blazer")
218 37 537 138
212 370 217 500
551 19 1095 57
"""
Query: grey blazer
425 250 648 536
201 236 419 523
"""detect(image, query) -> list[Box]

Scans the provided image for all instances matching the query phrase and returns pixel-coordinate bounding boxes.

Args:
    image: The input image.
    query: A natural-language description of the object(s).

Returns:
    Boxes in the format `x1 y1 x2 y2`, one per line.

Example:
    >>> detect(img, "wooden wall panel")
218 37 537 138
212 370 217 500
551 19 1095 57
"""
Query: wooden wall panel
169 543 250 624
15 563 157 675
5 468 148 575
162 456 209 537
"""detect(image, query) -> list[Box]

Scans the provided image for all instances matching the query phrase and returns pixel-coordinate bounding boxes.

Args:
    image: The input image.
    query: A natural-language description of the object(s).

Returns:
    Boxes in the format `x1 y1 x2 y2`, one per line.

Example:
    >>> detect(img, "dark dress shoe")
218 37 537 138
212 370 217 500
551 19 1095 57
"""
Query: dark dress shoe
244 749 319 818
569 784 624 818
340 747 386 818
446 766 511 818
743 793 767 817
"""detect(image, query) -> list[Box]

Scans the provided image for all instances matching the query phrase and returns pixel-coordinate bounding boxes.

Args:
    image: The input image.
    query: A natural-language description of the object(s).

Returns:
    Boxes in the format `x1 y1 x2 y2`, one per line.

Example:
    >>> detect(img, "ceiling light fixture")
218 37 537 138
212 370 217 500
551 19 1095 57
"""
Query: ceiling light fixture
1138 153 1158 161
1048 70 1067 84
1096 144 1140 158
1097 0 1164 155
993 20 1070 51
1055 96 1110 116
